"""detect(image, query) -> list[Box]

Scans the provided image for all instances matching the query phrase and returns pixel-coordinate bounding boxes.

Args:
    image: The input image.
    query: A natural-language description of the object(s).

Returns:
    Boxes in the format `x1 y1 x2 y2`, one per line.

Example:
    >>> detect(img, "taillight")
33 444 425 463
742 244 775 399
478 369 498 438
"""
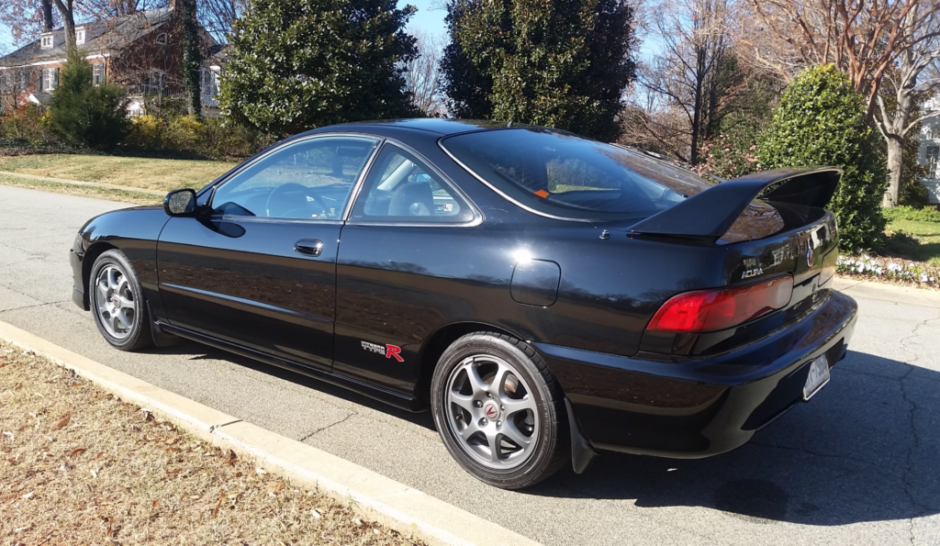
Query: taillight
647 276 793 333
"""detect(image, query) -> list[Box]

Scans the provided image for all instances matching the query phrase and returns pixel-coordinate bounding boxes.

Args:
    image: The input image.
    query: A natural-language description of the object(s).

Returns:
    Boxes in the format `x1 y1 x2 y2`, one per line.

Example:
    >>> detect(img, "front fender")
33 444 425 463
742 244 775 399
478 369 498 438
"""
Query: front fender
72 206 170 316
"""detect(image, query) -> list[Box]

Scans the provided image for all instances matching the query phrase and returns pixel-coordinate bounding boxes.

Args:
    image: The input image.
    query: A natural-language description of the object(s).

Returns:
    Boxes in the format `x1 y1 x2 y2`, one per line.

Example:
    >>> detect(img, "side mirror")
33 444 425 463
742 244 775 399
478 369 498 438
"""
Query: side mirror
164 189 197 217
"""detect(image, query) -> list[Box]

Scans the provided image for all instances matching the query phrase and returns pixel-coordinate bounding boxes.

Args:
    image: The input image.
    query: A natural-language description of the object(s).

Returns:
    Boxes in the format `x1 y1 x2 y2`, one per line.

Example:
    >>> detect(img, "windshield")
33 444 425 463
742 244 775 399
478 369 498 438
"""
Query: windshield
441 128 716 221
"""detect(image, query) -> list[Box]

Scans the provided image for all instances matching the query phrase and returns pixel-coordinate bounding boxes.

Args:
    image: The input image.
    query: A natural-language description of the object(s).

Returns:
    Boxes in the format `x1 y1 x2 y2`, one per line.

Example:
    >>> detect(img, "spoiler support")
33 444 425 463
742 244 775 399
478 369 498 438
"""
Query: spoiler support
627 167 842 242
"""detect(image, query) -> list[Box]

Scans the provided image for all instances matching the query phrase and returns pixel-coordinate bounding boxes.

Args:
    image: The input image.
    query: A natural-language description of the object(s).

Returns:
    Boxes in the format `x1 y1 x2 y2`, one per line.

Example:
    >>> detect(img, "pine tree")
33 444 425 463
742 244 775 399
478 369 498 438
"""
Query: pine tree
50 50 129 149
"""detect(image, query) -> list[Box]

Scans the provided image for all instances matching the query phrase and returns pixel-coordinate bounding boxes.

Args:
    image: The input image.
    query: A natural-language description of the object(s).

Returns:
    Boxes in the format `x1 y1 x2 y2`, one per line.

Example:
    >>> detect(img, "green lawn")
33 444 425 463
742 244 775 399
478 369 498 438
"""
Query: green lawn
886 218 940 267
0 154 237 193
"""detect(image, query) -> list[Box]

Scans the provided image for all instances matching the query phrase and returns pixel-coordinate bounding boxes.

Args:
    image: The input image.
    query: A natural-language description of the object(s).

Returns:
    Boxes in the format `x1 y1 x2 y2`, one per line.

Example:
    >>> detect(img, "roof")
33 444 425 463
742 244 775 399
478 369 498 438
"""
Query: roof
312 119 518 137
0 8 173 68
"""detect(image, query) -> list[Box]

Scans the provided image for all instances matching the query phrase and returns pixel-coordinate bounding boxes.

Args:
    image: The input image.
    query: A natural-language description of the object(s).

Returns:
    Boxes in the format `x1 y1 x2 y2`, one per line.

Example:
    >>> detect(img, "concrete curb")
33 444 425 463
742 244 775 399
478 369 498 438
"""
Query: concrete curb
0 170 167 196
833 276 940 307
0 321 542 546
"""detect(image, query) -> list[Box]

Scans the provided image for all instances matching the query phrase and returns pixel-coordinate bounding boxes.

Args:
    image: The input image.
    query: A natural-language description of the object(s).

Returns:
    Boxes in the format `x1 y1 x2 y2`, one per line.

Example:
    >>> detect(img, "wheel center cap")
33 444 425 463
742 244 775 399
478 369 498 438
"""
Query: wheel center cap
482 400 500 421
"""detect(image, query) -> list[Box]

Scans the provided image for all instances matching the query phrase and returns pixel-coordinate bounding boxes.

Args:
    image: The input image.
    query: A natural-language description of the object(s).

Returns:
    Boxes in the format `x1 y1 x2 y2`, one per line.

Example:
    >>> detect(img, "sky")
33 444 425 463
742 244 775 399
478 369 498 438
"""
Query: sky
0 23 13 55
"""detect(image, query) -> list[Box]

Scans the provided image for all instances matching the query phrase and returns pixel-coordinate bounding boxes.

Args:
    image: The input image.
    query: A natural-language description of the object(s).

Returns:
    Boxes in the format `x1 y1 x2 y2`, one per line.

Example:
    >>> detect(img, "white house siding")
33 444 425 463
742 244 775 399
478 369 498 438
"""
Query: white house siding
919 96 940 205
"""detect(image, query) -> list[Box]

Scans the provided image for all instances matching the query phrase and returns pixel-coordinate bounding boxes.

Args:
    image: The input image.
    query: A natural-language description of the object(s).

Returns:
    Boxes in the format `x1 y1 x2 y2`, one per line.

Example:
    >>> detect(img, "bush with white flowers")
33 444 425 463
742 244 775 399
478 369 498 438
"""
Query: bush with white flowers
837 255 939 287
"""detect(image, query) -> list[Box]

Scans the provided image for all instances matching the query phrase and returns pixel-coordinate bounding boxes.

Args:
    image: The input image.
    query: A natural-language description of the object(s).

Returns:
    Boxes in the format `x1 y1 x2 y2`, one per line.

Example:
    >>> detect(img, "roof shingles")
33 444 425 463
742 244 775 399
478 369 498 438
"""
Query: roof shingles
0 8 173 68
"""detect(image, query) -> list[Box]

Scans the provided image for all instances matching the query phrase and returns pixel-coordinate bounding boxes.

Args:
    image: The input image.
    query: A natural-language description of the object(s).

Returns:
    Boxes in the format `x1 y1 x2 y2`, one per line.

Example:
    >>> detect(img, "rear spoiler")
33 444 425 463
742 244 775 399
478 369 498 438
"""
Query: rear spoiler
628 167 842 241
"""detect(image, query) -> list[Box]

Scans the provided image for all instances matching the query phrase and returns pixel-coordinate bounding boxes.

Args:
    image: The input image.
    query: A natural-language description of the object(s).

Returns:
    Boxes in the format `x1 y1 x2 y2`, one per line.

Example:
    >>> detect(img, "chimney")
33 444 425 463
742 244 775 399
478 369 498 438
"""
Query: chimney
41 0 53 32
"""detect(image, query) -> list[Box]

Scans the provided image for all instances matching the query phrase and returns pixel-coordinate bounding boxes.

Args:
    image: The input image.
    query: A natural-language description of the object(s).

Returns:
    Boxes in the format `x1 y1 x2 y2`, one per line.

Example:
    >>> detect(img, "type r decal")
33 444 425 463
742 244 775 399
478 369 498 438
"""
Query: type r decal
361 341 405 362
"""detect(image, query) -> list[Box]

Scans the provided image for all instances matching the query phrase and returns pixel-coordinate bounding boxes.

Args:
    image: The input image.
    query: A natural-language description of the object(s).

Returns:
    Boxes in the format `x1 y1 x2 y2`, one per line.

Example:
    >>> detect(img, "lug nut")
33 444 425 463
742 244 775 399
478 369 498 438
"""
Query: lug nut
500 405 505 410
496 420 502 427
474 400 483 408
487 393 493 398
479 418 488 426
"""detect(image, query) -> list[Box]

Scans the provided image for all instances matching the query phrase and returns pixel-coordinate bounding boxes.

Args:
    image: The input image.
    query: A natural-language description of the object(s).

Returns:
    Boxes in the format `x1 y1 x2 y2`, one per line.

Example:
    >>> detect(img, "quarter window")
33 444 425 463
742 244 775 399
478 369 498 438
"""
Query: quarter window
211 136 380 220
350 144 475 224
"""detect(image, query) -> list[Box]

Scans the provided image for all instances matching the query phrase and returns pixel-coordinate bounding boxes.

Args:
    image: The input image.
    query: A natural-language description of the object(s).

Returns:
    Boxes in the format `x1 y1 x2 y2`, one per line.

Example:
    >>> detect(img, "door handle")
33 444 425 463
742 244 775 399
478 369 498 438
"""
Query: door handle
294 239 324 257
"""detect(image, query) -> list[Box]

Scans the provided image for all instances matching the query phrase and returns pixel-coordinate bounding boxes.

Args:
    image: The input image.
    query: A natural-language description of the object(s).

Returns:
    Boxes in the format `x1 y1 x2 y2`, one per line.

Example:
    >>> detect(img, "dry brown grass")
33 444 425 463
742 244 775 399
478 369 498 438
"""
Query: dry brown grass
0 341 425 546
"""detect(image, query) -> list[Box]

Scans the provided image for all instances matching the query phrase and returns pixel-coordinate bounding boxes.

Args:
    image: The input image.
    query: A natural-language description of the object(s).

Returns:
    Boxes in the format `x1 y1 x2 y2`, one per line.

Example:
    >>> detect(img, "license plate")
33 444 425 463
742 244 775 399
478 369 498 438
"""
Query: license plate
802 355 830 401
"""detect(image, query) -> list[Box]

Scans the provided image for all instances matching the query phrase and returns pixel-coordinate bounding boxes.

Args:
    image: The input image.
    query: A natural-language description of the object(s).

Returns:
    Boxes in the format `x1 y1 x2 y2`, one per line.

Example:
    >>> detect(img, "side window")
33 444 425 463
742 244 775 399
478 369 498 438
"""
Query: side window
211 136 379 220
351 145 475 224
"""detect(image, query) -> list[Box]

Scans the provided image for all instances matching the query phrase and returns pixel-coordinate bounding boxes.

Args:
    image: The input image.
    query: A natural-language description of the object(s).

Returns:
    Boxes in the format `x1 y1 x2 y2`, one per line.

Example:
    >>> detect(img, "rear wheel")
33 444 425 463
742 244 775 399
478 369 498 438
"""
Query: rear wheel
430 332 569 489
90 250 153 351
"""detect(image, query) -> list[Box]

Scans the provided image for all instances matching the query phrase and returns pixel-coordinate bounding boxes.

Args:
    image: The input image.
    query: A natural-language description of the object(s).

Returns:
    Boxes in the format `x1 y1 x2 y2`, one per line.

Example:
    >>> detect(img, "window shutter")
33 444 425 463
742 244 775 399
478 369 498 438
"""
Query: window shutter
54 67 59 88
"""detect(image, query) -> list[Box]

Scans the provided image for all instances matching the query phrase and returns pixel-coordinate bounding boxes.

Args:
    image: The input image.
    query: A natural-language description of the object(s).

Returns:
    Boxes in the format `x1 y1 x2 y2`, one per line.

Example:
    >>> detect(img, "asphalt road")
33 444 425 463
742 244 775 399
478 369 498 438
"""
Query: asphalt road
1 184 938 545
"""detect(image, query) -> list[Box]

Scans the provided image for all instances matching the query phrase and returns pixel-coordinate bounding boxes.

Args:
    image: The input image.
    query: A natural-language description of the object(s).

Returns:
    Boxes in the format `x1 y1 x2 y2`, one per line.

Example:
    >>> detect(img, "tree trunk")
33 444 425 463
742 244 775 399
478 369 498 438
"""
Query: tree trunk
52 0 77 52
41 0 54 31
179 0 203 117
883 136 904 207
880 47 916 208
690 48 707 166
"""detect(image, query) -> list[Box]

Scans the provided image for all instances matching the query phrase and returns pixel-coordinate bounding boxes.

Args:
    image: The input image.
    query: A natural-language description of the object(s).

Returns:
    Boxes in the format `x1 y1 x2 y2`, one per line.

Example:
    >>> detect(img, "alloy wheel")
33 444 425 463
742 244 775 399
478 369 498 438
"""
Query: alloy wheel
444 354 539 469
94 264 137 340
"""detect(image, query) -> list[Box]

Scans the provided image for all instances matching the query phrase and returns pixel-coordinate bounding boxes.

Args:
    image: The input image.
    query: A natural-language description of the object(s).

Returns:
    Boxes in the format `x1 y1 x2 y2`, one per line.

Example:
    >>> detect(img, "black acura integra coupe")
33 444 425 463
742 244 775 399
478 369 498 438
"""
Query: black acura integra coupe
70 119 857 489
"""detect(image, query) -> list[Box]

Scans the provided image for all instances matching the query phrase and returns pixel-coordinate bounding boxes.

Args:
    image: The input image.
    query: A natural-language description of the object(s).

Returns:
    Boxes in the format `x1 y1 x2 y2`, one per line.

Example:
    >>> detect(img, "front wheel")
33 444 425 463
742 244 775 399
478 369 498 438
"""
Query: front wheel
430 332 569 489
90 249 153 351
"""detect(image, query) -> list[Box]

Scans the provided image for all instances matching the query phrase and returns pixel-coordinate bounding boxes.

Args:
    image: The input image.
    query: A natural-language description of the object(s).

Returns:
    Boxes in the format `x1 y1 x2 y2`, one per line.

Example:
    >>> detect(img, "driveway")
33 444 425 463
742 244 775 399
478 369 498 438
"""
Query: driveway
1 184 938 545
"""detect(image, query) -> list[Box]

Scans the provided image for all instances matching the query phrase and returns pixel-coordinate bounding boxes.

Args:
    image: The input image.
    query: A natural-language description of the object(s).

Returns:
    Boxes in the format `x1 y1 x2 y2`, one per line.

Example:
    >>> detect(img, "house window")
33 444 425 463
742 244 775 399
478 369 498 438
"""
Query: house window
42 67 59 91
927 146 940 179
76 28 86 45
199 66 220 103
40 34 54 49
143 70 167 95
156 33 168 45
92 63 105 86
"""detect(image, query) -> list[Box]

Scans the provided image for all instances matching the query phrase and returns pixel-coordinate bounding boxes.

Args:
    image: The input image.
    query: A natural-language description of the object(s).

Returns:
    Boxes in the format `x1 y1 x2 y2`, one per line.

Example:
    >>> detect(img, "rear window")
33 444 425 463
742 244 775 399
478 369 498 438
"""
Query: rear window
441 128 716 221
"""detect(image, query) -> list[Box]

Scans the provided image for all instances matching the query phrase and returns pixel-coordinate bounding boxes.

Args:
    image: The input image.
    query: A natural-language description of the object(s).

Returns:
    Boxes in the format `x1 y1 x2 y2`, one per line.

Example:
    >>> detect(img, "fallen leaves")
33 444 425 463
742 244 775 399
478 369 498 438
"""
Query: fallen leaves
55 414 71 430
0 339 425 546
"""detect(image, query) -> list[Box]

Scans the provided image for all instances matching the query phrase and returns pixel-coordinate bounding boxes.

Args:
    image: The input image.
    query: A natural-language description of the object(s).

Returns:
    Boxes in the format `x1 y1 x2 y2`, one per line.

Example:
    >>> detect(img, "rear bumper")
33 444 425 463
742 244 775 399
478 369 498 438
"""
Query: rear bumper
537 290 858 458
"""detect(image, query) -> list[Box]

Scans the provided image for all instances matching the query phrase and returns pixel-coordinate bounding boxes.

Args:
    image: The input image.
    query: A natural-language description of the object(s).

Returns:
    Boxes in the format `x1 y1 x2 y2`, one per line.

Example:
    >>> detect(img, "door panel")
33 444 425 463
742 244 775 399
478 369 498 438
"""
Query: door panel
334 144 485 395
156 135 380 370
158 218 342 369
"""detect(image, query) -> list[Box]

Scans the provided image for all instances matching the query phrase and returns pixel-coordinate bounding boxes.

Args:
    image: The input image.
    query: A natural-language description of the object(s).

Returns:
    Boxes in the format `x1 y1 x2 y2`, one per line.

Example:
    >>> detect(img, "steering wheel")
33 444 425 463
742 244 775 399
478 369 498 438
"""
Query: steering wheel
264 183 326 218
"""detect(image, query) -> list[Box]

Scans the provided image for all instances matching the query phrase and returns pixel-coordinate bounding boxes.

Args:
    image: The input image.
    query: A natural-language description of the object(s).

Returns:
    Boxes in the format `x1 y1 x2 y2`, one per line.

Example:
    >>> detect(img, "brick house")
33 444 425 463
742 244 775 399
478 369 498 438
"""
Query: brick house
0 1 224 115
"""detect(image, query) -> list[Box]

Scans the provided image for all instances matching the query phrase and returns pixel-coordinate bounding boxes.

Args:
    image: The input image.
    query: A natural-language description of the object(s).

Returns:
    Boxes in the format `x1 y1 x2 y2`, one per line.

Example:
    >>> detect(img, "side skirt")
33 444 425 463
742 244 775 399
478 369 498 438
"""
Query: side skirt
155 321 424 412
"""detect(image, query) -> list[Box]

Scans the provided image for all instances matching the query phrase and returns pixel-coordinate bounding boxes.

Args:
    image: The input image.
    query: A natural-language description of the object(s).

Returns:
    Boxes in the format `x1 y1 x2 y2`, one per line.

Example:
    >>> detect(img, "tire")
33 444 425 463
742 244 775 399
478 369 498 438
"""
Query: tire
430 332 569 489
89 249 153 352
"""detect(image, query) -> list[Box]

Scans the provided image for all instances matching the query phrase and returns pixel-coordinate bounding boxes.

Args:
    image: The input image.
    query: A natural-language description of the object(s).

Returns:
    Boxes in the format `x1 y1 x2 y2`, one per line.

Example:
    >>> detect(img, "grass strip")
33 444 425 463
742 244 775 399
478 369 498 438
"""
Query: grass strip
0 153 234 193
0 174 161 205
0 340 424 545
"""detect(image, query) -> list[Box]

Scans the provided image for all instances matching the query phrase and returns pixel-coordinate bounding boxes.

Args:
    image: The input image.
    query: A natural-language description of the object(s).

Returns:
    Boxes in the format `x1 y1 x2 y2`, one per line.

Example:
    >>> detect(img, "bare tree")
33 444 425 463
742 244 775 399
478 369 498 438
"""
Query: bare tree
200 0 246 39
404 30 446 116
875 5 940 206
0 67 33 112
741 0 940 118
636 0 735 164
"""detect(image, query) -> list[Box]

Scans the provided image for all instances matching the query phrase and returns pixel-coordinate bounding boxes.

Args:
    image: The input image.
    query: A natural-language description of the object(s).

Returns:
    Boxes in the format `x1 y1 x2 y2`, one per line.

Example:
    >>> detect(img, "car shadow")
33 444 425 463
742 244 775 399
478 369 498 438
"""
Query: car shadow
144 342 936 526
141 340 437 430
526 350 939 525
